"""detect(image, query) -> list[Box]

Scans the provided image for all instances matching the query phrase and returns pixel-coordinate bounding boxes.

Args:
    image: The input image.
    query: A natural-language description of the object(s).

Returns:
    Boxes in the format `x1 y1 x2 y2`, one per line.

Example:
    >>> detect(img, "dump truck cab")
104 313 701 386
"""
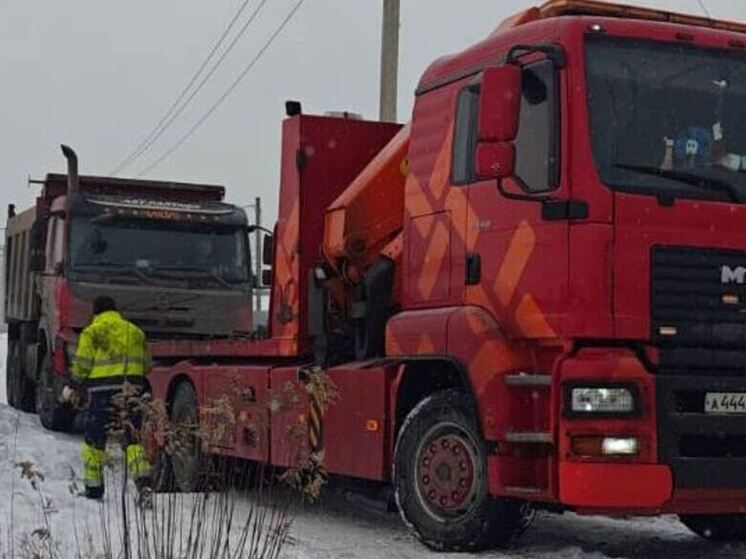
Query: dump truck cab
4 150 252 431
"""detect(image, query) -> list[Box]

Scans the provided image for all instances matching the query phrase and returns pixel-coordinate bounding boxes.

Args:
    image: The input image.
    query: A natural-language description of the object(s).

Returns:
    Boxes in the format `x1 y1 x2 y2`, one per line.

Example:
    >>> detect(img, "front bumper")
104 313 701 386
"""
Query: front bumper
558 461 746 515
559 461 672 510
557 349 746 515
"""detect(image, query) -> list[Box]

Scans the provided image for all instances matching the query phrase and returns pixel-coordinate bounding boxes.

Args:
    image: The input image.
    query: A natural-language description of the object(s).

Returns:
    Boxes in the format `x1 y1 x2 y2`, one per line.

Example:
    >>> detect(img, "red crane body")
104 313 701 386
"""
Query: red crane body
147 1 746 548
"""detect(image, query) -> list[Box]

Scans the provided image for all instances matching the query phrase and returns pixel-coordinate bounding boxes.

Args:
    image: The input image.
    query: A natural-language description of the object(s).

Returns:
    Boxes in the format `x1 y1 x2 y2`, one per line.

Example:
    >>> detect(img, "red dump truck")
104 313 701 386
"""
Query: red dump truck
43 0 746 550
4 146 253 431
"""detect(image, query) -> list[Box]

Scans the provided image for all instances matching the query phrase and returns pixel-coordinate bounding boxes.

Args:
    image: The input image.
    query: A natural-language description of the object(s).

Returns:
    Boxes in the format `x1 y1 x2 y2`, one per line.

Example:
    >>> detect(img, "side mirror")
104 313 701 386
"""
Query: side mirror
262 233 273 266
478 65 521 142
475 142 515 179
475 65 521 180
261 269 273 287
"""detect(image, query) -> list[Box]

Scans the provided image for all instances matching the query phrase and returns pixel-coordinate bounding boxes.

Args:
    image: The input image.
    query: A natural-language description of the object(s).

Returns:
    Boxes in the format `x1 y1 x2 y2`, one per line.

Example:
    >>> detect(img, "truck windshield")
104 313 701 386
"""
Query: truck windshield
69 217 249 287
586 35 746 202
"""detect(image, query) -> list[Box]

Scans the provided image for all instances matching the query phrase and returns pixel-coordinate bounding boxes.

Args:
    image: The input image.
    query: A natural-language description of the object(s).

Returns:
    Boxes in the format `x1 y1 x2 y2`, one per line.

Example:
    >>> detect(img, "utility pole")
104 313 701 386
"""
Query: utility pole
379 0 400 122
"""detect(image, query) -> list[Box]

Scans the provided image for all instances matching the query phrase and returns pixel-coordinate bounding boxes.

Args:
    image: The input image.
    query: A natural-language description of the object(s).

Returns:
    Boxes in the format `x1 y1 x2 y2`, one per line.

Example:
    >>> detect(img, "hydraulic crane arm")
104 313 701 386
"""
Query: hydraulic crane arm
322 124 410 283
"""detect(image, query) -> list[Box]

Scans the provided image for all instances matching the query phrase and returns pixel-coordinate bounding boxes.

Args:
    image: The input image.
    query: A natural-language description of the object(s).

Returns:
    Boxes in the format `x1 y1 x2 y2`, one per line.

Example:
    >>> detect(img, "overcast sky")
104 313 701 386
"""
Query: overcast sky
1 0 744 224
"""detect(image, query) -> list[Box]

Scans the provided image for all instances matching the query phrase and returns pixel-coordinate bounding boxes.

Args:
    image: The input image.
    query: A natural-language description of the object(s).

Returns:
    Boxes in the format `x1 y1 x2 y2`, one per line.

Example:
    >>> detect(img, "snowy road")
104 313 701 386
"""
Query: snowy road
1 334 746 558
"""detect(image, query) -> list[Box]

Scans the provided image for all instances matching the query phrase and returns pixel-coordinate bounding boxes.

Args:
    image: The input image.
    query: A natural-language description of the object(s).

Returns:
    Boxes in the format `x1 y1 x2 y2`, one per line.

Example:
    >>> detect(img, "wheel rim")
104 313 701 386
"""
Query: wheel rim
414 423 480 522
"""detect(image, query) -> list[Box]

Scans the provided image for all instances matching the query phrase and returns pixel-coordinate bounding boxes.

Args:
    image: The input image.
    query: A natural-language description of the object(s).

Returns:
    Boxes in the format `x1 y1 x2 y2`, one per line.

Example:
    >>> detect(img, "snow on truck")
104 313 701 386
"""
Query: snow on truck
4 146 252 431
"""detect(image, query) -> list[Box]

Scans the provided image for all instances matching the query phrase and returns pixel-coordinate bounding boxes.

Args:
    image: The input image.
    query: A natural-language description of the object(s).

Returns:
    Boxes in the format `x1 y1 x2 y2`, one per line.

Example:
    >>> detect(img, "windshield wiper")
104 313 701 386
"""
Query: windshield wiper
614 163 742 202
74 261 149 282
150 265 236 288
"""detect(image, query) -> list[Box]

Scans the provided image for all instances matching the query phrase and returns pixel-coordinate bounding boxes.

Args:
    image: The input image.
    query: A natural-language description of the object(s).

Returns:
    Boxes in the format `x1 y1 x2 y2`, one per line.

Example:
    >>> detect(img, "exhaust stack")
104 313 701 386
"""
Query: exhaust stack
60 144 79 194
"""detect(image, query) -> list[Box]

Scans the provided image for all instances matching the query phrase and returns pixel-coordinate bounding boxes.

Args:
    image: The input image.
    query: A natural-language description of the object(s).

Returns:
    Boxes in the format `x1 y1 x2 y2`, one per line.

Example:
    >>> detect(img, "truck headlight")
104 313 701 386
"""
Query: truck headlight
567 385 638 416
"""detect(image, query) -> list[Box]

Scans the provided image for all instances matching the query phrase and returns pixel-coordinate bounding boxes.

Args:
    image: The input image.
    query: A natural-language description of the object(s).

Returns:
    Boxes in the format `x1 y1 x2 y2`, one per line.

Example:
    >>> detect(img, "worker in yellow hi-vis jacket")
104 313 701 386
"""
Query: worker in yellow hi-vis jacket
63 296 151 502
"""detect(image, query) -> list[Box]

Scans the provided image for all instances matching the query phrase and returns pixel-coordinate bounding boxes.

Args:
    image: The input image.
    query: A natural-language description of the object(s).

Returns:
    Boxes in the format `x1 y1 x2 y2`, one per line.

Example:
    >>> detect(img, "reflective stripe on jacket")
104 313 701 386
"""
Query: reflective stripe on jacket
71 311 150 383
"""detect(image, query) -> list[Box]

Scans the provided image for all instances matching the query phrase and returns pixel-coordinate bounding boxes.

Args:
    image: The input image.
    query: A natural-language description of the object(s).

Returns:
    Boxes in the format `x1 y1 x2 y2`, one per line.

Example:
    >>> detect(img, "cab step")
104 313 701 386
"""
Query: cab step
504 373 552 387
504 431 553 444
504 485 545 495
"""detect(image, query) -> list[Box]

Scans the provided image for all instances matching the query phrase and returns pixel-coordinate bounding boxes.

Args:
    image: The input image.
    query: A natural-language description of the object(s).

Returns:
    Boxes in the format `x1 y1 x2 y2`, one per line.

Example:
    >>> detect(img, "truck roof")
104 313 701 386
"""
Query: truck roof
418 0 746 95
42 174 226 203
500 0 746 35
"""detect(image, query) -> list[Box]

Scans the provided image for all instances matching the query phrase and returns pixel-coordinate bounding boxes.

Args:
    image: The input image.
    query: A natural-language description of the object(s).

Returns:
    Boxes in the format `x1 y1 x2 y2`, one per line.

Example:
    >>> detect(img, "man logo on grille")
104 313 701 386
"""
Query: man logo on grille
721 265 746 285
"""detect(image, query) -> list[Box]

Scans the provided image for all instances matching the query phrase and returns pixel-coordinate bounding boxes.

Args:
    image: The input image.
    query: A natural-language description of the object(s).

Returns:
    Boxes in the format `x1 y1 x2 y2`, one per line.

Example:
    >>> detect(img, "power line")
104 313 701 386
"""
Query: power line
696 0 711 18
110 0 270 176
137 0 308 177
110 0 253 176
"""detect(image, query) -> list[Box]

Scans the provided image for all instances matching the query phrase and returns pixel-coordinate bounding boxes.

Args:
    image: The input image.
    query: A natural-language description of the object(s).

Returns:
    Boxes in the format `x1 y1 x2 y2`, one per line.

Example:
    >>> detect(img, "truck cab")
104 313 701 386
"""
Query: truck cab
4 151 253 431
382 0 746 538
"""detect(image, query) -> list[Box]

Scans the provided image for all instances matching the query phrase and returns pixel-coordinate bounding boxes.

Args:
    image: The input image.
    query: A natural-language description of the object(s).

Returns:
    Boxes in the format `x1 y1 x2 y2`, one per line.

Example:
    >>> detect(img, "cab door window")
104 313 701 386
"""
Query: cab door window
49 217 65 272
452 58 560 191
514 59 560 192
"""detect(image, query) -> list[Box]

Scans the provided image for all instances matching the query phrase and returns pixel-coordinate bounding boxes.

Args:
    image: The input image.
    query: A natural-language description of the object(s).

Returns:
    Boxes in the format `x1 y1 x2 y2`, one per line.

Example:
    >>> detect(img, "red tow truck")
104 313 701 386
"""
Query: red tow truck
5 147 253 432
126 0 746 549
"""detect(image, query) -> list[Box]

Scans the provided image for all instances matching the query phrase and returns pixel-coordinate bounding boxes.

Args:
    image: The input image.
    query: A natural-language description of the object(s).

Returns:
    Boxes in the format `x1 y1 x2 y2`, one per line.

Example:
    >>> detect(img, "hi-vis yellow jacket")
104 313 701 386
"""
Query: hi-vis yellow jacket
71 311 150 386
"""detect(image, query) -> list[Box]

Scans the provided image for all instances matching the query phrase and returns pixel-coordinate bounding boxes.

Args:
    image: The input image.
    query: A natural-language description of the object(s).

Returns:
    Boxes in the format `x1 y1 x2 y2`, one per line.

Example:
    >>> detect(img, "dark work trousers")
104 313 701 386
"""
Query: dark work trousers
82 387 149 490
84 388 144 449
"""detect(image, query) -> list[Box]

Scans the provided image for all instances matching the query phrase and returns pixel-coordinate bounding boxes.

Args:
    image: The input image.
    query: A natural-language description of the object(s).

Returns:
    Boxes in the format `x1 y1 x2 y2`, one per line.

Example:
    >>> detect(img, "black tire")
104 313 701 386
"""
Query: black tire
6 340 18 408
680 514 746 541
36 354 75 432
151 448 175 493
169 382 205 492
9 342 35 412
393 389 525 551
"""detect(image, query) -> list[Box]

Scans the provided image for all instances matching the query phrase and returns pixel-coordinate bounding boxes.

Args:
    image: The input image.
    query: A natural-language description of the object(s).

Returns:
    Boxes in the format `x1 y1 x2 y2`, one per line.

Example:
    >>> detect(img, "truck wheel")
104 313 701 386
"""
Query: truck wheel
9 342 35 412
36 354 75 432
147 430 175 493
170 382 205 492
393 389 523 551
680 514 746 541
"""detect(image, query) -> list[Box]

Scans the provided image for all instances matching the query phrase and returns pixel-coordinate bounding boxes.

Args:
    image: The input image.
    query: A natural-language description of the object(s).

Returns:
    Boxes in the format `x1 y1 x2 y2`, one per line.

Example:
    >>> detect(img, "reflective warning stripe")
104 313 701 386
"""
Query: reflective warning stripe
81 442 105 488
85 357 148 367
87 362 148 379
72 357 94 368
126 444 151 480
308 396 322 451
302 367 326 453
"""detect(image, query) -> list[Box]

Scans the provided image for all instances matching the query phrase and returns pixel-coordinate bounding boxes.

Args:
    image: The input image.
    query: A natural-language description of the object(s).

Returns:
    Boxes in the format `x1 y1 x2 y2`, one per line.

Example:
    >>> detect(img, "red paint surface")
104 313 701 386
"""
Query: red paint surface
324 363 398 481
559 462 672 509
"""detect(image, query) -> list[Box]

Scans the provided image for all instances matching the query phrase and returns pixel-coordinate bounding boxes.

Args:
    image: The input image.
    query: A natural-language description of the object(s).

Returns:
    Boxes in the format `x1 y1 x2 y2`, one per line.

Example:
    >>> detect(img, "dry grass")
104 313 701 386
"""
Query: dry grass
3 368 341 558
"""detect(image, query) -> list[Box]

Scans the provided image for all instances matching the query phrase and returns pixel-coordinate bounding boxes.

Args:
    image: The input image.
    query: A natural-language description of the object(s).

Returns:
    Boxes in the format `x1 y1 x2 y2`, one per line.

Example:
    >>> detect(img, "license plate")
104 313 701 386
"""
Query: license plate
705 392 746 414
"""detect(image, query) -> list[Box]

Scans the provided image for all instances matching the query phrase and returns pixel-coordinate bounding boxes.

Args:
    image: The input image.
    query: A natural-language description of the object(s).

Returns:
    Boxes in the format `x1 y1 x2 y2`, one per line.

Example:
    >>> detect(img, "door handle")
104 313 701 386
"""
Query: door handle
466 253 481 285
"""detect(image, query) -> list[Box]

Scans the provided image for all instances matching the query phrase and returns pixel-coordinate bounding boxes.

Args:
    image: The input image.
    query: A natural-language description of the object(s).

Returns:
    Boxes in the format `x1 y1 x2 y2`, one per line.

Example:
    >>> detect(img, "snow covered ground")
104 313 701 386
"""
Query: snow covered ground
1 333 745 558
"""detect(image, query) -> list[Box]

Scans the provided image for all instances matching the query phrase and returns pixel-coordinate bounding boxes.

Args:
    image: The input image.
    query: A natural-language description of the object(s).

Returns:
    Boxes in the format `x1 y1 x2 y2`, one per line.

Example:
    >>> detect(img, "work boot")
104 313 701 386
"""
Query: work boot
85 485 104 500
136 478 153 510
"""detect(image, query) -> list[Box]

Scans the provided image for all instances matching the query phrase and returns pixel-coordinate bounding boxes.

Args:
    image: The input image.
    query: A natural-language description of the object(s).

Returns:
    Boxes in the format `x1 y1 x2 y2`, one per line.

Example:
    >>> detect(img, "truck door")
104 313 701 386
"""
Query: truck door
42 216 65 336
461 57 569 340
